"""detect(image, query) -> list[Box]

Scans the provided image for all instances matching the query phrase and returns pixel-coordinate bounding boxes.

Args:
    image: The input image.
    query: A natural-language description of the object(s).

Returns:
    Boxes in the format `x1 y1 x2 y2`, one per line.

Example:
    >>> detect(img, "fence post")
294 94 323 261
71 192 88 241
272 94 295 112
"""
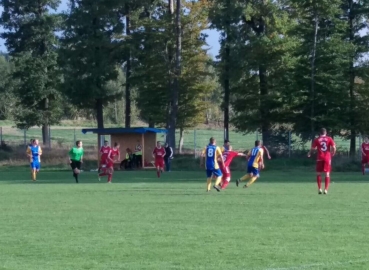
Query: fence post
0 127 2 143
194 129 197 158
74 128 76 143
48 126 51 148
358 134 361 159
24 129 26 146
288 131 291 158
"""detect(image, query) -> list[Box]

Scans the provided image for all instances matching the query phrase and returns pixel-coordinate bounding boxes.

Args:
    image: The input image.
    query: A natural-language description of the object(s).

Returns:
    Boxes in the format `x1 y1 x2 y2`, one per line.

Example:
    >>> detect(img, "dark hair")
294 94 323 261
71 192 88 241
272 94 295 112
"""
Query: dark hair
224 139 230 143
209 137 215 144
76 140 81 146
104 140 108 143
114 142 119 147
255 140 261 146
320 128 327 135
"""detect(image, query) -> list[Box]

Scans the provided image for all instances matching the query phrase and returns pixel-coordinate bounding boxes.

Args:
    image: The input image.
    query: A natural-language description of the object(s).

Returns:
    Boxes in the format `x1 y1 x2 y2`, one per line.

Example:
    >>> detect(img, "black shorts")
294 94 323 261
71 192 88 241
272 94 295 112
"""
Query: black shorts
70 160 81 170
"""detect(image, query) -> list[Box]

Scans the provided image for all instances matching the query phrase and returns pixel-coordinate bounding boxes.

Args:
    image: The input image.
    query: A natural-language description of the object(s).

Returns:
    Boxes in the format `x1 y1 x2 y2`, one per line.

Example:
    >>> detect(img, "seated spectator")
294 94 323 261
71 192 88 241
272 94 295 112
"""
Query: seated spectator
120 148 133 170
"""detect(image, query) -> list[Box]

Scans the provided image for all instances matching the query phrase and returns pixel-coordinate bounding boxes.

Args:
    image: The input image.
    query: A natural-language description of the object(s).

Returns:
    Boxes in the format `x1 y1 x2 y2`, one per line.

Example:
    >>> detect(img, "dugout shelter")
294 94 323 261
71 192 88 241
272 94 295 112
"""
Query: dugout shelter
81 127 168 169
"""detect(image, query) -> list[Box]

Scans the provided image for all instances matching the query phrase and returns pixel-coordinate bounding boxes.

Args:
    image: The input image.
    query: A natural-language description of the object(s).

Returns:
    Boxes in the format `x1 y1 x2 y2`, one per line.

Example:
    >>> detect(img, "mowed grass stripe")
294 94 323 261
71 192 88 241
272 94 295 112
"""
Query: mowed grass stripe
0 171 368 270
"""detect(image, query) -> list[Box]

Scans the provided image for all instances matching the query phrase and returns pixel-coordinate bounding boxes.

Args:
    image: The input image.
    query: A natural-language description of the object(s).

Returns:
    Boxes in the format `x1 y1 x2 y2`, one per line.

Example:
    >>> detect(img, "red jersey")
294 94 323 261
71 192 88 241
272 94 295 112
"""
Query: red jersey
312 136 335 161
153 147 166 160
100 146 111 161
362 143 369 156
109 148 120 161
221 151 239 167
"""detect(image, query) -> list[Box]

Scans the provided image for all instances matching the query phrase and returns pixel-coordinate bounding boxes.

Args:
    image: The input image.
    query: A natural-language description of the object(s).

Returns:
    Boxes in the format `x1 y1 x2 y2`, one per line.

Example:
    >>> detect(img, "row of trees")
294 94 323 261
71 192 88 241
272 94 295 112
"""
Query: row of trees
1 0 369 155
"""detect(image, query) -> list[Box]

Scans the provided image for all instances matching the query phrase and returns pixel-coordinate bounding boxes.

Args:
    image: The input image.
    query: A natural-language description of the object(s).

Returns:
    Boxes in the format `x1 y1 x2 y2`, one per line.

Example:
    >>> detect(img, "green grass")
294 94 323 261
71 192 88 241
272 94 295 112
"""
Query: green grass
1 170 369 270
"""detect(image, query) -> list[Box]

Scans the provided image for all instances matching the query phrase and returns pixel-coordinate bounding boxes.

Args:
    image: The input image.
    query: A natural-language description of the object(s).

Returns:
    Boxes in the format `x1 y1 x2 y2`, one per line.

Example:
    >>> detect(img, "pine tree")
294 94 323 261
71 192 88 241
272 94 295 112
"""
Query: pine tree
0 0 63 144
59 0 126 128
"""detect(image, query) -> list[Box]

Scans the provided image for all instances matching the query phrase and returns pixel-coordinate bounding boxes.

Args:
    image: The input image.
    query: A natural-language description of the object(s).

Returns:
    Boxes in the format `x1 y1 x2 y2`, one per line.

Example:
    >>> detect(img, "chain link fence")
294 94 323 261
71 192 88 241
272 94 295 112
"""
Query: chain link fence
0 126 363 158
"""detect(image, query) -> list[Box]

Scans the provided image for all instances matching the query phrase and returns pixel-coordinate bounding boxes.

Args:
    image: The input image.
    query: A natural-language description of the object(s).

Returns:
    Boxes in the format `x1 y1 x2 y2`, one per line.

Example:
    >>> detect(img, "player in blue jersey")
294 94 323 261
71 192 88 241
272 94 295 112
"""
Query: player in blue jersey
204 137 225 192
236 140 264 188
26 139 42 181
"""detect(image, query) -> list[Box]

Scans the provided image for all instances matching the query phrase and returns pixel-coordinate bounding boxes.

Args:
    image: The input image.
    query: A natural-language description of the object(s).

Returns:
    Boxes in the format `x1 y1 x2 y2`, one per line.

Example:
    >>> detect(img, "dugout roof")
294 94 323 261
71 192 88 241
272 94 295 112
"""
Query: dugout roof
81 127 168 135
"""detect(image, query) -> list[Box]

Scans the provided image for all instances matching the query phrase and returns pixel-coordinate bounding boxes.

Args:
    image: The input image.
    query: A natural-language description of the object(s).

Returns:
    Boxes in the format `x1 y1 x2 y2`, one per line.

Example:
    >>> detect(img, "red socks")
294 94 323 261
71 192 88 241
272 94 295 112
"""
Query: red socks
325 177 330 191
317 175 322 189
107 174 112 182
221 181 229 190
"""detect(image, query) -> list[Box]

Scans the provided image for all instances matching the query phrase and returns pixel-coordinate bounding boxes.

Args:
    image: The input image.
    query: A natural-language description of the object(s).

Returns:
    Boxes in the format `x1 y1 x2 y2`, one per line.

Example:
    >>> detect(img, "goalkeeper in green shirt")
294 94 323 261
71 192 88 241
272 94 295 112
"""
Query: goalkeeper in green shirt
69 141 84 183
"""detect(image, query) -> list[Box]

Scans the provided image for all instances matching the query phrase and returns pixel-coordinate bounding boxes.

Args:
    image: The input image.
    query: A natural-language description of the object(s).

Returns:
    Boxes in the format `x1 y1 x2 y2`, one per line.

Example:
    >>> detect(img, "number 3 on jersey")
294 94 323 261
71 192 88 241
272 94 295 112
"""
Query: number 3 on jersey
320 141 327 152
207 148 214 157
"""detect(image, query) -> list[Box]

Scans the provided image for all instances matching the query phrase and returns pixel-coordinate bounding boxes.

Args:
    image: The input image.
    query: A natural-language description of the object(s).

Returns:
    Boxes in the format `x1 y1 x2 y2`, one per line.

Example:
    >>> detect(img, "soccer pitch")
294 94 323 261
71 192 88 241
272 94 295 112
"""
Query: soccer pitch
1 170 369 270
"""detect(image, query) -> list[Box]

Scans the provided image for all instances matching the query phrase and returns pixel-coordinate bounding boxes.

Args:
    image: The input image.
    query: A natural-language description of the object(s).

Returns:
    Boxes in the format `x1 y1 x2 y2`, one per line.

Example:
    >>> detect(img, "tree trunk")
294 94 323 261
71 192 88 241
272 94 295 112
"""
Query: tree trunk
168 0 181 151
178 127 184 154
259 64 270 145
223 0 230 141
125 4 131 128
41 97 49 145
310 2 318 141
96 98 104 129
348 0 356 156
148 119 155 128
166 0 174 131
114 99 118 124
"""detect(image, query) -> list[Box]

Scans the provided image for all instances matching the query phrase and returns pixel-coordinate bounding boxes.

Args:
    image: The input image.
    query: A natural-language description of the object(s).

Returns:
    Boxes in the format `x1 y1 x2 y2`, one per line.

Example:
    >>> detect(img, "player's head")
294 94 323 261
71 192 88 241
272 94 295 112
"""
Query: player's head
104 140 108 146
255 140 261 147
365 136 369 143
224 139 230 146
209 137 216 145
320 128 327 136
157 141 161 147
165 142 169 147
114 142 120 148
33 139 39 145
30 139 34 144
76 140 82 147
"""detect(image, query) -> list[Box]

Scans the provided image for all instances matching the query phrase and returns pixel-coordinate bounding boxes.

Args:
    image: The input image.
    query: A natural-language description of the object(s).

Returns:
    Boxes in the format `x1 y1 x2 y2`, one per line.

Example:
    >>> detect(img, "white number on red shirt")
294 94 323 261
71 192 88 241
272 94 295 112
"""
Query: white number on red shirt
320 141 327 152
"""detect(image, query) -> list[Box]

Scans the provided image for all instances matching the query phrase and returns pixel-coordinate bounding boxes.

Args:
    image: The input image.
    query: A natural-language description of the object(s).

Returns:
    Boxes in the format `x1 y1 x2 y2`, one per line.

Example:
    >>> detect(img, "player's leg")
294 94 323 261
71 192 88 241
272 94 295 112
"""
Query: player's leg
244 168 259 188
316 161 323 194
237 166 252 187
156 161 161 178
221 167 231 190
107 167 113 183
213 169 223 191
206 170 212 192
362 158 365 175
34 163 40 181
323 160 331 194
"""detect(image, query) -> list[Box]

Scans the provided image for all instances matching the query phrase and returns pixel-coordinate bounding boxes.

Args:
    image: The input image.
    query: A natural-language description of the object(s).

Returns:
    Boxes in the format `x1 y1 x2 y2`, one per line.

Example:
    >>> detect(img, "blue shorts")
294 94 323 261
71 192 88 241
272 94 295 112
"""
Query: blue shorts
30 162 40 170
206 168 222 178
247 166 259 176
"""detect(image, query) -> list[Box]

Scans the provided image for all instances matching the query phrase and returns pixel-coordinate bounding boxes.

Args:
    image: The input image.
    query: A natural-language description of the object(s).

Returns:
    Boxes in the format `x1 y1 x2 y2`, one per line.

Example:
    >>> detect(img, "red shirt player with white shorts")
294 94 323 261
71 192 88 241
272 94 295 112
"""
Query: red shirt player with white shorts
361 141 369 164
153 146 166 169
312 135 335 173
218 151 242 190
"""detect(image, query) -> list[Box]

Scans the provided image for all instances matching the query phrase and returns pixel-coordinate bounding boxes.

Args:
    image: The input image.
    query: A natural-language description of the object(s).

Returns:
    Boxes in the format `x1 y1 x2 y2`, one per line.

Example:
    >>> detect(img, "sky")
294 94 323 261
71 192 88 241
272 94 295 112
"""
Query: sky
0 0 221 57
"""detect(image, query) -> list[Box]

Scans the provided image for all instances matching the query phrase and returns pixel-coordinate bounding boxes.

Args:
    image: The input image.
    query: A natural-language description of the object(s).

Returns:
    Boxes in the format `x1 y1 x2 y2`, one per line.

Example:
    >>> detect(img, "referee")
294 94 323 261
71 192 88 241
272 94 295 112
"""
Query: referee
69 140 84 183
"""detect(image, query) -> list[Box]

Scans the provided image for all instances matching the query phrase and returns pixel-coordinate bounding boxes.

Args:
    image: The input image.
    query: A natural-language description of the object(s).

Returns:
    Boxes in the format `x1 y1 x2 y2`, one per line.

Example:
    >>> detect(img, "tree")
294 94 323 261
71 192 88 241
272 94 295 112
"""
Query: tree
341 0 369 155
59 0 126 128
289 0 352 141
0 0 63 144
0 55 15 120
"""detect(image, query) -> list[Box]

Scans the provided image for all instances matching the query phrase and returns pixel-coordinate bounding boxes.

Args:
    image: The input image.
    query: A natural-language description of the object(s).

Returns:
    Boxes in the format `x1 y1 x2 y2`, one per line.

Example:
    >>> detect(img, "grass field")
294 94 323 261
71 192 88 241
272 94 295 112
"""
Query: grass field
1 170 369 270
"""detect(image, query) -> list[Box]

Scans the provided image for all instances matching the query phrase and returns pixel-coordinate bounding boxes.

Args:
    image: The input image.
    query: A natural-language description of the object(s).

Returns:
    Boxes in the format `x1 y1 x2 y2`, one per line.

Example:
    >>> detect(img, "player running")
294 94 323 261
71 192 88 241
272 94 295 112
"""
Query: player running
99 140 111 174
69 141 84 183
153 141 166 178
218 150 245 190
236 140 264 188
222 139 232 152
258 142 271 171
204 137 224 192
308 128 336 195
100 142 120 183
361 136 369 175
26 139 42 181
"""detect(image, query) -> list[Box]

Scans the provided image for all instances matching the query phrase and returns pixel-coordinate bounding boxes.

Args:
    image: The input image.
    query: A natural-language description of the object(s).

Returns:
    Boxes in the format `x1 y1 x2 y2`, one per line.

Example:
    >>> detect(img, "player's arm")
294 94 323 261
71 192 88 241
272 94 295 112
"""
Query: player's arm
108 150 113 162
263 146 271 159
26 146 31 157
152 149 156 158
331 139 336 156
216 147 225 167
68 148 73 163
307 140 317 157
39 146 42 156
361 144 365 155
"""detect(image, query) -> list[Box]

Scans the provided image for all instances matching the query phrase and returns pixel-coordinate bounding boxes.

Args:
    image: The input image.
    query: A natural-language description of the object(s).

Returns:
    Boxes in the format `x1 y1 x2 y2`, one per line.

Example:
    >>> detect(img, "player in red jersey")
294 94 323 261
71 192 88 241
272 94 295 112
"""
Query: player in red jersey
99 142 120 183
153 141 166 178
218 151 246 190
361 136 369 175
308 128 336 195
99 140 111 173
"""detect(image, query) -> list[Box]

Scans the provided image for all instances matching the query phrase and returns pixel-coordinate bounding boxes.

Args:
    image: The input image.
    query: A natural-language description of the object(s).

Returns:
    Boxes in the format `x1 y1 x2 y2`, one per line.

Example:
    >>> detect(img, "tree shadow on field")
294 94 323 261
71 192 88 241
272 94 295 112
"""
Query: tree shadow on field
2 170 369 185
